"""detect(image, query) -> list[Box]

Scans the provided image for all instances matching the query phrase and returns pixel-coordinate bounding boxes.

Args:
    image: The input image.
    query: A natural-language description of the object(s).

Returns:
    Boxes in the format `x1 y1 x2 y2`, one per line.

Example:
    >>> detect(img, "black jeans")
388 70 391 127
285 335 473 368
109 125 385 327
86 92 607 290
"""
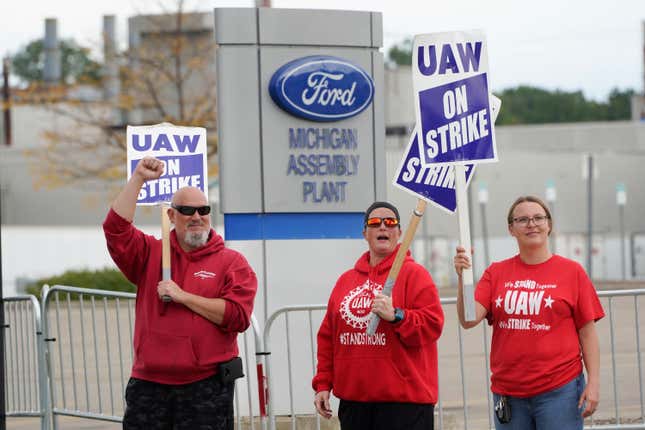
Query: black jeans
122 374 234 430
338 399 435 430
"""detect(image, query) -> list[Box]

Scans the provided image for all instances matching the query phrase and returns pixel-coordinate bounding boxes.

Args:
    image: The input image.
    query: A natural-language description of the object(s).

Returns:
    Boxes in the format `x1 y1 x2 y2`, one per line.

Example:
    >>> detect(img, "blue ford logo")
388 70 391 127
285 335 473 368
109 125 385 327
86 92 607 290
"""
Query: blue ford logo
269 55 374 122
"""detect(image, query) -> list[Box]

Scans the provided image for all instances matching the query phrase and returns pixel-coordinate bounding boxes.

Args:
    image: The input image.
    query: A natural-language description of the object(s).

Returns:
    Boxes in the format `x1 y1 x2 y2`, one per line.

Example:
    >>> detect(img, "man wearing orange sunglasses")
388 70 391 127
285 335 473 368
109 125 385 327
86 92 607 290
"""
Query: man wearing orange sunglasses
313 201 444 430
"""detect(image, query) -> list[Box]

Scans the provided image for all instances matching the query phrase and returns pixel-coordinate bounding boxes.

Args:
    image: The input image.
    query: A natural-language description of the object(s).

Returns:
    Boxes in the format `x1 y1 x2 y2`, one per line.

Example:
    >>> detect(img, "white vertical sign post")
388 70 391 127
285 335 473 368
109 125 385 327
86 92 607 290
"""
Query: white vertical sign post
455 164 475 320
616 183 627 280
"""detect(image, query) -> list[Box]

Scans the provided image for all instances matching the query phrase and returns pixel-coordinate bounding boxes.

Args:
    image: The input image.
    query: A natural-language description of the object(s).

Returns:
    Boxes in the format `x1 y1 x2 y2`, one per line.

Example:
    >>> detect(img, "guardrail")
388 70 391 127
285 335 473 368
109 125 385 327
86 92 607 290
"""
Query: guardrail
5 287 645 429
260 290 645 430
3 294 49 430
5 285 263 430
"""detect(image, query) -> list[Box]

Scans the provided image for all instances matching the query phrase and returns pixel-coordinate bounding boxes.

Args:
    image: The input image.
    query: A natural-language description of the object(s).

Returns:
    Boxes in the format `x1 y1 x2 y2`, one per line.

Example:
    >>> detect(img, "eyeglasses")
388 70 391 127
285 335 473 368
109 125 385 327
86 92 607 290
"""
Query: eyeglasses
365 217 399 228
512 215 549 227
172 205 211 216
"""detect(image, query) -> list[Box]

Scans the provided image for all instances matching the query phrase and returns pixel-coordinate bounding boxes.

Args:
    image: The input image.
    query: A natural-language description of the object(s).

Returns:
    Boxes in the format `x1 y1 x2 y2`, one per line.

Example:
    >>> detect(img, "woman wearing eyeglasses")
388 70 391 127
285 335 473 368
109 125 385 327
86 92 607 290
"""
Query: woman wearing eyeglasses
313 201 444 430
454 195 604 430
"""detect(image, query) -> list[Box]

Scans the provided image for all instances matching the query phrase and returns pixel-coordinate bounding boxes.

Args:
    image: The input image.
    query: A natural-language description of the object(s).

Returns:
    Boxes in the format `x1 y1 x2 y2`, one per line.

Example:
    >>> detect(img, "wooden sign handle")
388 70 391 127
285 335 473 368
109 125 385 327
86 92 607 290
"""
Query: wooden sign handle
161 204 172 303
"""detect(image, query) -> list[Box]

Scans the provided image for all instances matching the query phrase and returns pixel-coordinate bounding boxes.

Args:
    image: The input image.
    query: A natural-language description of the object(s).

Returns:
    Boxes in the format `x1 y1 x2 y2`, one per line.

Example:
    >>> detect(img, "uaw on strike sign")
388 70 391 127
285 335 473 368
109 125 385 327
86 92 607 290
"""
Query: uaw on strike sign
126 123 208 205
393 30 500 213
412 30 497 167
394 95 500 213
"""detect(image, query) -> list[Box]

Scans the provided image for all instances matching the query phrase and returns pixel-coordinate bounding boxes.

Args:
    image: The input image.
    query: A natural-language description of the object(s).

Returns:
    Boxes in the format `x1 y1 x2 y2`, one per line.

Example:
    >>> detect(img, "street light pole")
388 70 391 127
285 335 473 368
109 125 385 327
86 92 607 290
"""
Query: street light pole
545 180 557 254
617 183 627 280
478 182 490 268
585 154 594 277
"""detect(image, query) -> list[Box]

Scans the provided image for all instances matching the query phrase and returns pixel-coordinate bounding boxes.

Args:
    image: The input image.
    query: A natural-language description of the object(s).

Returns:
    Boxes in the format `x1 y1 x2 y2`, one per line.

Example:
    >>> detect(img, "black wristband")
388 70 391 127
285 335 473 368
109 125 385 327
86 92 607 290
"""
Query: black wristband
391 307 405 323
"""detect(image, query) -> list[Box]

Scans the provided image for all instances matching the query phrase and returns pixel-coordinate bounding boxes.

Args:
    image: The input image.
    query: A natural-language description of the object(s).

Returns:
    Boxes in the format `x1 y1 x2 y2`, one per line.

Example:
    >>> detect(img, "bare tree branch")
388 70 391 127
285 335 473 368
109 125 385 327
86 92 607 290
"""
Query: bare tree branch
25 0 218 190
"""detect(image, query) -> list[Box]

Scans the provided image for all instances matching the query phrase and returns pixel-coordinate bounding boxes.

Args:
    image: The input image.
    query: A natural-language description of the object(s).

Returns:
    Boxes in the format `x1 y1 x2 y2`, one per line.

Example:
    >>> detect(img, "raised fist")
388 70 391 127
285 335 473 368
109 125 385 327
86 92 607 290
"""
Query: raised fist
134 156 164 181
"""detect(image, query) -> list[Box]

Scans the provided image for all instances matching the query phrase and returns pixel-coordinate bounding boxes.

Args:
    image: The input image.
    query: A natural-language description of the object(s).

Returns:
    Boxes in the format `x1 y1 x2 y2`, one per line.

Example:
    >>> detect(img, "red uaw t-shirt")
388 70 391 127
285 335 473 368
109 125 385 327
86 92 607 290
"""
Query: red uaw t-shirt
475 255 604 397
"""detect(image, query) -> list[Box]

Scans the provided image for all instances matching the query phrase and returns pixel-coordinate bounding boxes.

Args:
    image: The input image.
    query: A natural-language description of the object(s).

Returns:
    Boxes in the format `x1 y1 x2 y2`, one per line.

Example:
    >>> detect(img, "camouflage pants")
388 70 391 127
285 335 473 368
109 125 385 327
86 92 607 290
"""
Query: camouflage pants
122 374 234 430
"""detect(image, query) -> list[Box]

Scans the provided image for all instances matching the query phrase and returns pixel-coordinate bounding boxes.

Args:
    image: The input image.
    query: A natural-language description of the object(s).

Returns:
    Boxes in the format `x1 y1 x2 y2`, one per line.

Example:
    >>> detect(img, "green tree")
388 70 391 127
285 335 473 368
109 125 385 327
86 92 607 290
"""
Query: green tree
24 268 135 297
605 88 634 120
387 38 413 66
12 39 101 85
496 86 633 125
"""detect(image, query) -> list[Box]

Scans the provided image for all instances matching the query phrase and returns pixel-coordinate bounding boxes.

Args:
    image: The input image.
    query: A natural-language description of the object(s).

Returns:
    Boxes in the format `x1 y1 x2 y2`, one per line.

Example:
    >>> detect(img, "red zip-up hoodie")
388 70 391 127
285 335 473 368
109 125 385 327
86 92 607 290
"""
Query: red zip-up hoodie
103 209 257 385
312 245 444 403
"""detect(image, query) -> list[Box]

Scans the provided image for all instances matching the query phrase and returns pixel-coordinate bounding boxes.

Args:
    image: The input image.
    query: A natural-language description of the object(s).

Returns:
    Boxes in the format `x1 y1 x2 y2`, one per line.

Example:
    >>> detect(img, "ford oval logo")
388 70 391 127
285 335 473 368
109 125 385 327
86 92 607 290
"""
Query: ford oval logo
269 55 374 122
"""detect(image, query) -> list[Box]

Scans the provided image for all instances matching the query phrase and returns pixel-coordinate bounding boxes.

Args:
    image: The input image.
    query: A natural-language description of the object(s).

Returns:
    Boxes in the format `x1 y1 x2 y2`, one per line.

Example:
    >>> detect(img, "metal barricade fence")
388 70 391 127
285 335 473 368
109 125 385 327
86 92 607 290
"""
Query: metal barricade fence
592 289 645 430
262 305 327 430
36 284 263 429
261 289 645 430
5 287 645 429
3 294 49 430
41 284 136 426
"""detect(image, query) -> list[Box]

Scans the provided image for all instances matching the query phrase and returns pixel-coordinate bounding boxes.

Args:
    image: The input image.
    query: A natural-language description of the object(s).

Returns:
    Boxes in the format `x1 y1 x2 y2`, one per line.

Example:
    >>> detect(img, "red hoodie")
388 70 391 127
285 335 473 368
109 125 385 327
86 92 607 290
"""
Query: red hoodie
103 209 257 385
312 245 444 403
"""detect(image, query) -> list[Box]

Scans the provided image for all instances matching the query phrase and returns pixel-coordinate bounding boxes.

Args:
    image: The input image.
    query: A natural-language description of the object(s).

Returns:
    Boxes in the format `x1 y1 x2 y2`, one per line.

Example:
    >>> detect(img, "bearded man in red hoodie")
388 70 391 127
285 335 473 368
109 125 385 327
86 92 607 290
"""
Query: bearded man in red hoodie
312 201 444 430
103 156 257 430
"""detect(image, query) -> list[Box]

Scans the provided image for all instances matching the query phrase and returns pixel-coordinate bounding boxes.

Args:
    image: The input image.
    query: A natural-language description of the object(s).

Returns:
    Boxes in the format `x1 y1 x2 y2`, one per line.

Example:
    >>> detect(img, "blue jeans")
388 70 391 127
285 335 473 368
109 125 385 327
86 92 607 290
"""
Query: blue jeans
492 373 585 430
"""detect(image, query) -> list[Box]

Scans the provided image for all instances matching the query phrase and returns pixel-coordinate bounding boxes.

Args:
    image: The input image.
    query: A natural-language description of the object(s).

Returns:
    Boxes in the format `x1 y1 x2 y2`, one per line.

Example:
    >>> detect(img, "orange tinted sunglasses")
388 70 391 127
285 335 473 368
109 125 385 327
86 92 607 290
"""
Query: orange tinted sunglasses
365 217 399 228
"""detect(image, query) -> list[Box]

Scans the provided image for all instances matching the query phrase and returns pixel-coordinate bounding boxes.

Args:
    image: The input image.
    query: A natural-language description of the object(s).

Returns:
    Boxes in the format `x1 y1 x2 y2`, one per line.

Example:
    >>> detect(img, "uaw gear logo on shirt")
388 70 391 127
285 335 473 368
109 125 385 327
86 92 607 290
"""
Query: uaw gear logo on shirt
193 270 216 279
495 278 556 332
339 280 383 329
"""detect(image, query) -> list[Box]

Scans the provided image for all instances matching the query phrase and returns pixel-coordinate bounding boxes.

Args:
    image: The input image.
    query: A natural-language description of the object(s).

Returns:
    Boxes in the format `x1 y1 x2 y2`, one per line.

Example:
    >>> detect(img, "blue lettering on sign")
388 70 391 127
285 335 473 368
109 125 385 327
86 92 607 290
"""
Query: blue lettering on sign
394 131 474 213
288 128 358 150
131 133 201 153
303 181 348 202
286 154 360 177
417 42 482 76
417 74 493 165
269 56 374 122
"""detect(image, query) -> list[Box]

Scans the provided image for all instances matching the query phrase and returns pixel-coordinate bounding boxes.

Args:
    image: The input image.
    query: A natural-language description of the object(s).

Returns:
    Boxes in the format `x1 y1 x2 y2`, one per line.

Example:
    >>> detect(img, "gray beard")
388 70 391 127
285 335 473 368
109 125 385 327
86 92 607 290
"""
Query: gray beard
184 230 209 248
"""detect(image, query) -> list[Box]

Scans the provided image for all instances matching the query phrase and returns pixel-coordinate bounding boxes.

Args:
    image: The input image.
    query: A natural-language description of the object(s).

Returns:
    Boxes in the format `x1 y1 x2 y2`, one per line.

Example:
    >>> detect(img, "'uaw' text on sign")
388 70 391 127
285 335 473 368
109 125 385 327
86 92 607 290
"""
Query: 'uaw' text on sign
416 41 482 76
413 31 497 167
127 124 208 205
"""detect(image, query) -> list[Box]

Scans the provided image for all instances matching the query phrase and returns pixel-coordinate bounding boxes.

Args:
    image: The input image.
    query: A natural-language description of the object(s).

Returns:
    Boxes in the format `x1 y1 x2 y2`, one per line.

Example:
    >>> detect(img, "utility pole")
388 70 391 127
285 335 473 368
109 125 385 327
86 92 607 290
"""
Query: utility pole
478 182 490 267
617 183 627 280
545 180 556 254
586 154 594 277
2 57 11 147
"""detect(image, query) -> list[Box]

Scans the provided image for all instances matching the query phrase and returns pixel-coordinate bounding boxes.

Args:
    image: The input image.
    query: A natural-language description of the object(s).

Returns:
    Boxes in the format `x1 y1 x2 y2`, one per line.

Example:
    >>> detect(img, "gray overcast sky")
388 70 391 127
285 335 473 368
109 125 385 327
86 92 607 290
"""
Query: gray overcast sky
1 0 644 101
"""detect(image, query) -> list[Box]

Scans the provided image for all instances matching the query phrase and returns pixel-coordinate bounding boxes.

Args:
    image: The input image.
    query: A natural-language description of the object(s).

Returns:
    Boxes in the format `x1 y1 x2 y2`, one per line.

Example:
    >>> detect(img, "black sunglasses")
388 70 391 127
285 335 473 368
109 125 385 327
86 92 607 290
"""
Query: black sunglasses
172 205 211 216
